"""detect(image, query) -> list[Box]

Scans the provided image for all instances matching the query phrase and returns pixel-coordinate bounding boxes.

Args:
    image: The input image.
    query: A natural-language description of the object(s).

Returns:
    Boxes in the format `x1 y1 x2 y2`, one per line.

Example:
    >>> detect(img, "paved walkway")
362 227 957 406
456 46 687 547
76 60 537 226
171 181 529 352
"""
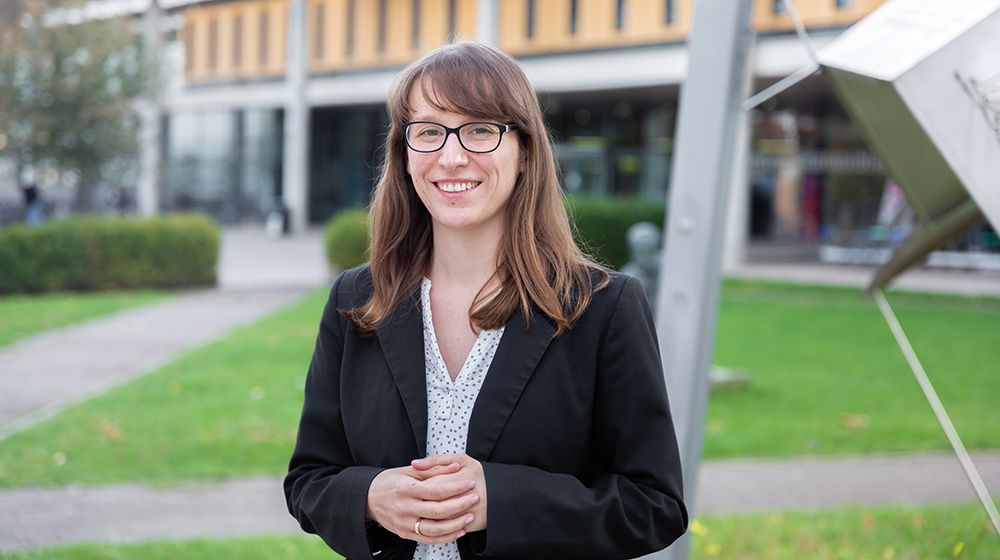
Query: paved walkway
0 231 998 550
1 452 997 550
0 289 307 441
0 228 331 442
727 262 1000 298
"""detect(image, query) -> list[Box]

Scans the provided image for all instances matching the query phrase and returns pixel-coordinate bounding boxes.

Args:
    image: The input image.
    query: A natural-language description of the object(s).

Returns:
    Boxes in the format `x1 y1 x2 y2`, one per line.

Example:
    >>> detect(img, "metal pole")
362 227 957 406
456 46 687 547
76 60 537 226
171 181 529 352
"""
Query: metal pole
872 289 1000 536
137 0 163 217
721 31 756 274
476 0 498 45
648 0 754 558
282 0 309 233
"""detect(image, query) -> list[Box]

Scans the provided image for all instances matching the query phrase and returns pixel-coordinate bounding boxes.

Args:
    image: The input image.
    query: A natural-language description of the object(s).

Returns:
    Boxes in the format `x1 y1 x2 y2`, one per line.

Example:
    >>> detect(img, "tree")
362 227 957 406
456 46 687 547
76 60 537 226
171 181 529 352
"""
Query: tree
0 0 157 213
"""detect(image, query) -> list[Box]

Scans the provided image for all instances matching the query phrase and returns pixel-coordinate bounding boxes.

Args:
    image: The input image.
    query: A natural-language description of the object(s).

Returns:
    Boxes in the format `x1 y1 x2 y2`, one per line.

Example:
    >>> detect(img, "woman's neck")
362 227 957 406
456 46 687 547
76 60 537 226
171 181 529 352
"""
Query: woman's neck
427 223 503 290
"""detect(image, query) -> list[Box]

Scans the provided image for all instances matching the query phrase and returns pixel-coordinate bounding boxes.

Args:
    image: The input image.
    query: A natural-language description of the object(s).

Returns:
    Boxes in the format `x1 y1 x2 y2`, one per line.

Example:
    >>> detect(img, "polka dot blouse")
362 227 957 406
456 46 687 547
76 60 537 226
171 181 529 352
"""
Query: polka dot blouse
414 278 504 560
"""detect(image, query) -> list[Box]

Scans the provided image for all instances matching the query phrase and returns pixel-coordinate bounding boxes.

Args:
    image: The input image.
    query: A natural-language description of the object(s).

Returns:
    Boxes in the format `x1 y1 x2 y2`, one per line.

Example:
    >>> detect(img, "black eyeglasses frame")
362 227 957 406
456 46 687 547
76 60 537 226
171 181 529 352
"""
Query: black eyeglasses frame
402 121 519 154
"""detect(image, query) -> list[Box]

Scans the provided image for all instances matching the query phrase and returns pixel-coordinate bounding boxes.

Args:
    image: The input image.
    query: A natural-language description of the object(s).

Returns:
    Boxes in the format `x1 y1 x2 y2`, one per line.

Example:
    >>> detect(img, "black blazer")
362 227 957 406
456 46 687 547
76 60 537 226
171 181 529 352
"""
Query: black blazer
285 265 687 560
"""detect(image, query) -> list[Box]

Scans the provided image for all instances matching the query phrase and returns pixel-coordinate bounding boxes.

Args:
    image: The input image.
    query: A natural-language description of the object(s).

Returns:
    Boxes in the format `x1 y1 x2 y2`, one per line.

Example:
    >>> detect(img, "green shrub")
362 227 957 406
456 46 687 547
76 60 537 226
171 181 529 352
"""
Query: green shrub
565 195 666 269
324 208 370 270
0 214 219 294
320 196 666 272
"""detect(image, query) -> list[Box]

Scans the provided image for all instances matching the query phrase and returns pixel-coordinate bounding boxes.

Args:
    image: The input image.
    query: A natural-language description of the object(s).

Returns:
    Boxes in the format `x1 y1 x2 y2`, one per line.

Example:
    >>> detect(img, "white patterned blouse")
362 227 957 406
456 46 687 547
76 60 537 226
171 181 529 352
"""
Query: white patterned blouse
414 278 505 560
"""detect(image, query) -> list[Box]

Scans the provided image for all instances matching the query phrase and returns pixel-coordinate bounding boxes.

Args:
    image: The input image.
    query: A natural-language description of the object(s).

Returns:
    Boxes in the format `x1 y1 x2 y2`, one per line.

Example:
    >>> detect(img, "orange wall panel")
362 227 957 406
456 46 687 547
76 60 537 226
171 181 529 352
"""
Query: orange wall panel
183 0 287 84
182 0 888 82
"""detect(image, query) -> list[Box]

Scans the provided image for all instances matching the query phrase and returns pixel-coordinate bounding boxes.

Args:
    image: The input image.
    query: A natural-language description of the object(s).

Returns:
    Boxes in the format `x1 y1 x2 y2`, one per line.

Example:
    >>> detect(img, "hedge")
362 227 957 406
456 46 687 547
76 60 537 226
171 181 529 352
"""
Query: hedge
322 196 667 271
565 196 666 269
0 214 219 294
324 208 370 271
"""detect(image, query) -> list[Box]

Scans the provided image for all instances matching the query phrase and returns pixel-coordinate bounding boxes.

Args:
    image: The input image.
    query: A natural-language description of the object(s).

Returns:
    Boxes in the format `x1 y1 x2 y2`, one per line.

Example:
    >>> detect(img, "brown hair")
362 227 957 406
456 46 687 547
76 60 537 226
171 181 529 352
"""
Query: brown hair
343 40 608 336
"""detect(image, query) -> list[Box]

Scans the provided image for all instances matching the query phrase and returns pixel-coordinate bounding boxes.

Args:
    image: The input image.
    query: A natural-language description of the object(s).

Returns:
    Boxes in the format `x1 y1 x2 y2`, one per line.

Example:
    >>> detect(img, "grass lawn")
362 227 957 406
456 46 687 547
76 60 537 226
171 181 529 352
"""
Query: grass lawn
706 281 1000 459
689 500 999 560
0 534 340 560
0 281 998 488
0 288 328 488
0 291 172 349
0 502 993 559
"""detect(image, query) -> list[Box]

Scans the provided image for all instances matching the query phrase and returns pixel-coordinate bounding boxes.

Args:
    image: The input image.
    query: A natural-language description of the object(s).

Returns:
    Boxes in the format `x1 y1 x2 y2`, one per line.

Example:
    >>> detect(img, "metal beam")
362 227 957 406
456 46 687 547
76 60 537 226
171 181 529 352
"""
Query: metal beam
648 0 754 557
282 0 309 233
136 0 163 217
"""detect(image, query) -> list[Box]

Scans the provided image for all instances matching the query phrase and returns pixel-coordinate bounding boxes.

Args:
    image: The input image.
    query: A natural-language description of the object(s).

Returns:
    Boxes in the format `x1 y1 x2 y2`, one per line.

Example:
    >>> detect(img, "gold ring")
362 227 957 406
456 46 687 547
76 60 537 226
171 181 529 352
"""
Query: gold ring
415 518 422 536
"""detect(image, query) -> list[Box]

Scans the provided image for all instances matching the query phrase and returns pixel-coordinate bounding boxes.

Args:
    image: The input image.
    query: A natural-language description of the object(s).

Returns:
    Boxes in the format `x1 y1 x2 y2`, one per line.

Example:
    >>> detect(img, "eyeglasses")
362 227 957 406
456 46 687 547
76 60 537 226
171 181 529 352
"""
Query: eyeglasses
403 121 518 154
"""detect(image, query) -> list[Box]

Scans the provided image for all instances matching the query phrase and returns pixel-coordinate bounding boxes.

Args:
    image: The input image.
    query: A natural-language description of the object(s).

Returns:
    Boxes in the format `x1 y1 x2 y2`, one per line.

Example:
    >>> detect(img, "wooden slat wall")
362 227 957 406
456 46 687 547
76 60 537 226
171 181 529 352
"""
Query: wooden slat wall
180 0 887 84
498 0 692 55
183 0 287 83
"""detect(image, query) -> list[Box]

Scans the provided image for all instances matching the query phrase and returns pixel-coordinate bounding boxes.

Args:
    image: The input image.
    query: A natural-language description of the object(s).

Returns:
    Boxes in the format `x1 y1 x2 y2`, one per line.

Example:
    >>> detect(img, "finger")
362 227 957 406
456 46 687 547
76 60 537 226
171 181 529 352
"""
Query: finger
411 454 461 470
414 514 475 542
411 478 476 502
413 527 467 546
415 490 480 521
409 461 461 478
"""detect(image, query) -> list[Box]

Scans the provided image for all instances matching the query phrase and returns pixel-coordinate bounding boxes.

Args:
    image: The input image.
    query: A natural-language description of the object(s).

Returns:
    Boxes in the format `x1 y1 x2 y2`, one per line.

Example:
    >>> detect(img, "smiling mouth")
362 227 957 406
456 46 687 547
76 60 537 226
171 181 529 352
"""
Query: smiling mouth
435 181 480 193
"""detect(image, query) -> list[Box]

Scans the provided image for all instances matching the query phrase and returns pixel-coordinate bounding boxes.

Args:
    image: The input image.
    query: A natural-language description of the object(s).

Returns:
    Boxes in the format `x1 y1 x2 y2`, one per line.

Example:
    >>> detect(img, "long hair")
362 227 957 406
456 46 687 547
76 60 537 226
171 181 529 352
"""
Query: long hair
343 40 608 336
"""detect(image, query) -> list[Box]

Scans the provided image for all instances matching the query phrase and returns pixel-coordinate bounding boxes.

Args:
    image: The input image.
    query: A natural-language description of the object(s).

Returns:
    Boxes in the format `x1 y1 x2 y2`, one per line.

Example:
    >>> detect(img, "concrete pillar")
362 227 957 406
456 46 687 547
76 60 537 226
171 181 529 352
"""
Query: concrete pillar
137 0 163 217
282 0 309 232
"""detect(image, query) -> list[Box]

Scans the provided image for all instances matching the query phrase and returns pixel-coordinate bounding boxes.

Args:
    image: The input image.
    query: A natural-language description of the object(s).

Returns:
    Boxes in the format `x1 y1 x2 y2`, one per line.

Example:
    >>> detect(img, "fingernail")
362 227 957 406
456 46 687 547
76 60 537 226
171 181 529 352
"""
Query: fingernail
458 530 466 538
466 516 474 525
412 458 424 465
466 481 476 490
470 494 480 505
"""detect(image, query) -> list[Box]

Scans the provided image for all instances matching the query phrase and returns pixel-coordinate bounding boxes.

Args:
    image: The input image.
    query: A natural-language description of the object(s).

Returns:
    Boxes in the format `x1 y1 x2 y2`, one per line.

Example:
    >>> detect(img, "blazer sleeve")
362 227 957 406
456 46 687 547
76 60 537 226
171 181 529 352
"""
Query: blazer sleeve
469 275 688 559
284 270 397 560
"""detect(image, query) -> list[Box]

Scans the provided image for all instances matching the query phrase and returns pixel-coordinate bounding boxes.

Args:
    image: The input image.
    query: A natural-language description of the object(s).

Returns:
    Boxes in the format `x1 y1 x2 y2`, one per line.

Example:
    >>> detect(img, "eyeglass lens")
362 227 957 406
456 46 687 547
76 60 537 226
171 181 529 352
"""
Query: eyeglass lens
406 122 505 153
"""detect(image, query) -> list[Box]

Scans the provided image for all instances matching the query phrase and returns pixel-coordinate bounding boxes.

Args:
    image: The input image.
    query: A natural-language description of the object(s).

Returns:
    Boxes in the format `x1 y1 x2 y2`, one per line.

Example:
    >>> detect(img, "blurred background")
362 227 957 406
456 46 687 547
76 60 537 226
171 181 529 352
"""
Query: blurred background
1 1 999 559
1 0 996 268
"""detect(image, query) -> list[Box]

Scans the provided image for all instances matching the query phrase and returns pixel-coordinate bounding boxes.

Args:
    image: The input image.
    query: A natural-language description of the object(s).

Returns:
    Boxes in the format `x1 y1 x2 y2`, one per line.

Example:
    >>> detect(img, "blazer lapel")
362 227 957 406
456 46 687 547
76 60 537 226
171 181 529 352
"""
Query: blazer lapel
466 306 556 460
375 297 428 458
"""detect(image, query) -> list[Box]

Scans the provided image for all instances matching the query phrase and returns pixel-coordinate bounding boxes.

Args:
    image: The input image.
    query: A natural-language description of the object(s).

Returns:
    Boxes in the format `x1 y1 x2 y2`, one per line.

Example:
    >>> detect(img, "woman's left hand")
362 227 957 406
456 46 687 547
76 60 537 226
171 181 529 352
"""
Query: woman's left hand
412 454 488 532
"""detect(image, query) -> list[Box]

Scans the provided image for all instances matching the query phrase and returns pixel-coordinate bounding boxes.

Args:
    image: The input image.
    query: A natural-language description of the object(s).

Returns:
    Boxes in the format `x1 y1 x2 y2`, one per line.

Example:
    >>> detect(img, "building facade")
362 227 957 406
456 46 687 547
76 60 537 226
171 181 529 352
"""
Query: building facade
152 0 996 265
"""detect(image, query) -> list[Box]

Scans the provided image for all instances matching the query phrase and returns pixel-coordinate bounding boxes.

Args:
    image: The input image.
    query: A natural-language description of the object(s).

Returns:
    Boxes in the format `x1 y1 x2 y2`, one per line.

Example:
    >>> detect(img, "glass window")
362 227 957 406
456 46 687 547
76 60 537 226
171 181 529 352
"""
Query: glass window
166 109 283 223
412 0 421 48
309 106 389 223
208 19 218 70
315 4 324 59
233 15 243 67
378 0 387 53
527 0 535 38
184 23 194 71
449 0 457 36
259 12 268 66
346 1 355 56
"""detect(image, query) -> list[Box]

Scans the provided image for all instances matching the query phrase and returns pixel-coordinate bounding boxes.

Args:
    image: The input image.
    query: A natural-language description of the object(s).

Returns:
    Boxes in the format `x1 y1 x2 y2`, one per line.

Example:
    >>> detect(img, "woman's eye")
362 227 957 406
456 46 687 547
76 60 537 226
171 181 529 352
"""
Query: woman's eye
470 127 495 136
417 128 442 137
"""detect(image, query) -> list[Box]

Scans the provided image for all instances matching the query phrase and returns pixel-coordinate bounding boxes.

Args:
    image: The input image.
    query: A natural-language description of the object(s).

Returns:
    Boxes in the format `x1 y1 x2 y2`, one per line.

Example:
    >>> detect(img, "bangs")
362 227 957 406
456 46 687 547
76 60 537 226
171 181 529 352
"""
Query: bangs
392 42 528 126
415 67 506 122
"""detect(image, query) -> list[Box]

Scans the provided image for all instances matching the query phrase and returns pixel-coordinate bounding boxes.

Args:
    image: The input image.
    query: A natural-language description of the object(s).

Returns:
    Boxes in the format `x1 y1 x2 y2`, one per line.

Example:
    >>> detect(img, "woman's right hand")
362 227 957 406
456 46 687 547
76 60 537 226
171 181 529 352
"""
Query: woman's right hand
366 462 479 545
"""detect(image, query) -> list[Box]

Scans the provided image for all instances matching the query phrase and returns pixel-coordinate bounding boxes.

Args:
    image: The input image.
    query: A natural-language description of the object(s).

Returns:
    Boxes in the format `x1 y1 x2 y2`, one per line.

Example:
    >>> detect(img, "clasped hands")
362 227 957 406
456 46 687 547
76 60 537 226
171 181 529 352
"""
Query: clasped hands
366 453 487 545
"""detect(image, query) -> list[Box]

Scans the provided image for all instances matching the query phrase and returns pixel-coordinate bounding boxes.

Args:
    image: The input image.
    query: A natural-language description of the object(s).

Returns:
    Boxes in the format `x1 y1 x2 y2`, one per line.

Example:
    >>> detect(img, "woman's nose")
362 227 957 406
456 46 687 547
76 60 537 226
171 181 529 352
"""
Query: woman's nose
437 132 469 167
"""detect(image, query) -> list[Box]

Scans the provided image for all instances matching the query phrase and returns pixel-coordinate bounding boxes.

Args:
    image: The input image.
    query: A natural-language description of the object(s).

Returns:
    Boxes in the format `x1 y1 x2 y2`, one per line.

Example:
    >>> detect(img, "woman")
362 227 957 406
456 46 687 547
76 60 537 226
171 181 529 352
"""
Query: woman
285 40 687 560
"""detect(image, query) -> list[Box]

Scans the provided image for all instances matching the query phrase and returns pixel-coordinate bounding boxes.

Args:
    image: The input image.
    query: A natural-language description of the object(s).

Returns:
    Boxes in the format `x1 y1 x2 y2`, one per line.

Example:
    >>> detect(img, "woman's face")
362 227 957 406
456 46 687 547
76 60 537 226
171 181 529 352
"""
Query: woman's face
405 81 523 237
